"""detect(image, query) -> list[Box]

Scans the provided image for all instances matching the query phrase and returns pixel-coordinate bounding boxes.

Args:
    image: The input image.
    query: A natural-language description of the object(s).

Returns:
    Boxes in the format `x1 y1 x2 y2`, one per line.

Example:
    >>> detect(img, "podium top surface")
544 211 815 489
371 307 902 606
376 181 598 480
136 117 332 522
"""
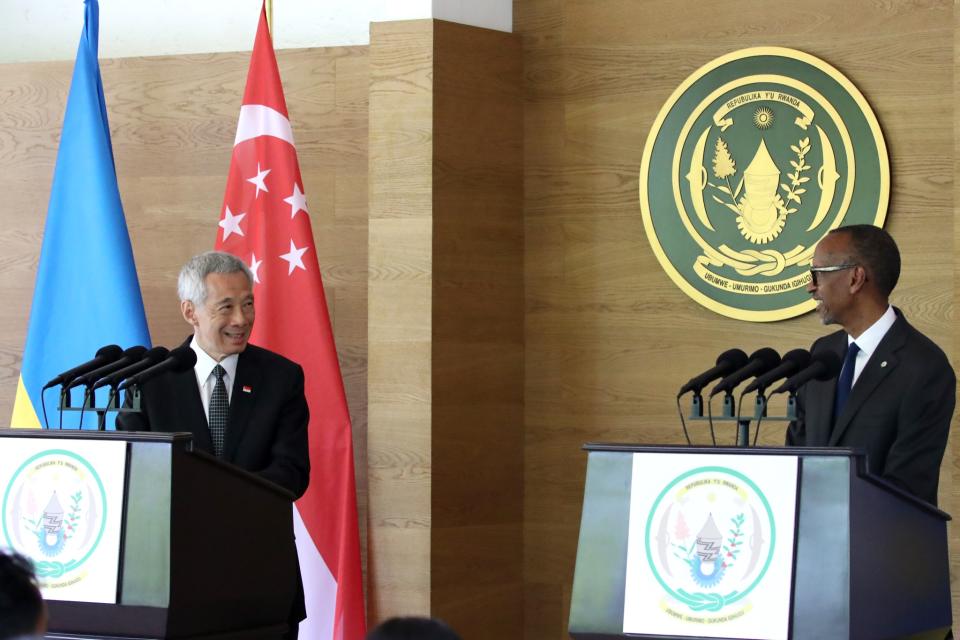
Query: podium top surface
0 428 193 444
583 442 865 457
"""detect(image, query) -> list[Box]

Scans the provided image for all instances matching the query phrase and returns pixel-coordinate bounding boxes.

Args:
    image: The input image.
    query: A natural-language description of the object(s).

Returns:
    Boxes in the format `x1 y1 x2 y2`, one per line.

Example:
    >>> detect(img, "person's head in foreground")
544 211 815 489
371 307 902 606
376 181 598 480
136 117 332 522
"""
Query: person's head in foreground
0 551 45 640
366 616 462 640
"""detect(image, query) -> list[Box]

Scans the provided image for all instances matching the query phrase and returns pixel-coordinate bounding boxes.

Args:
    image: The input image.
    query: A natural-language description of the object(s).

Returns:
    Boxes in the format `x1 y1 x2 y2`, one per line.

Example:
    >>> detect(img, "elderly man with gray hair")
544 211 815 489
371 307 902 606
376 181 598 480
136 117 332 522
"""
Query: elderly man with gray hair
117 250 309 637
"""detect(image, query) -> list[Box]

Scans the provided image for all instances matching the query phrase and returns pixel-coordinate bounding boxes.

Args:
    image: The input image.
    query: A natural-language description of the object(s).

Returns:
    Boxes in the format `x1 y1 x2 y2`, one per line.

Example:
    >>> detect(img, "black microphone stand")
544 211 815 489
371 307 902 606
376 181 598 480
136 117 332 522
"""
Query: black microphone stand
58 381 143 430
684 388 799 447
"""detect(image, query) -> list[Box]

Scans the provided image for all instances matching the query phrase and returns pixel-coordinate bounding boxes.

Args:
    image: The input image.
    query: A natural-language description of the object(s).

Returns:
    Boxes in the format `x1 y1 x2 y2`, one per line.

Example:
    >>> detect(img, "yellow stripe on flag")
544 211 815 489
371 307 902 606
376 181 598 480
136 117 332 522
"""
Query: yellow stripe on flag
11 375 42 428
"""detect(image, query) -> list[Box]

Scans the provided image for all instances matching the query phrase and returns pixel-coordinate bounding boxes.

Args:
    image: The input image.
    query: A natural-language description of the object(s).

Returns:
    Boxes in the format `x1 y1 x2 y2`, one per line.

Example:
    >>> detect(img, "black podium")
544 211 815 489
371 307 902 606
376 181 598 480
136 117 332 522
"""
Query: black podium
0 429 297 640
568 444 952 640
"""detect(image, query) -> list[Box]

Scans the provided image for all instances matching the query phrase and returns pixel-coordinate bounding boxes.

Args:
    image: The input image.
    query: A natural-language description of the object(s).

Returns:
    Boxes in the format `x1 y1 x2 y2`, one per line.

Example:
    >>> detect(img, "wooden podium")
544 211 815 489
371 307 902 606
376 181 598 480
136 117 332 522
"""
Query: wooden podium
0 429 297 640
568 444 952 640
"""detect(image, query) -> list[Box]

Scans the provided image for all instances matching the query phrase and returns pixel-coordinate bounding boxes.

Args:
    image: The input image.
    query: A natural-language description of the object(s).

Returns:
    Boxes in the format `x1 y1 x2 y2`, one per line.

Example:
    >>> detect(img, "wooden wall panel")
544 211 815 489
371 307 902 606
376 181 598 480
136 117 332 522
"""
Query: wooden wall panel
432 20 524 638
368 20 435 621
367 20 524 637
515 0 956 637
0 42 370 589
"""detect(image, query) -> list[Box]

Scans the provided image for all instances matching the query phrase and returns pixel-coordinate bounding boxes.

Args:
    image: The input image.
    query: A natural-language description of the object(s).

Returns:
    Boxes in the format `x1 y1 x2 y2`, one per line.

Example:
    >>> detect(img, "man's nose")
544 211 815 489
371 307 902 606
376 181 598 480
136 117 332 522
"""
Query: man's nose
229 306 249 325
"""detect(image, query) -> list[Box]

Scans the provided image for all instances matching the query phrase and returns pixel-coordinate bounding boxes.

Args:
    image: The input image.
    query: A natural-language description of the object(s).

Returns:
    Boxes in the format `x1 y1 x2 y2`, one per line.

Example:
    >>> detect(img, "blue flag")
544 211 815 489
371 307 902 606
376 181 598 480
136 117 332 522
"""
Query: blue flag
11 0 150 429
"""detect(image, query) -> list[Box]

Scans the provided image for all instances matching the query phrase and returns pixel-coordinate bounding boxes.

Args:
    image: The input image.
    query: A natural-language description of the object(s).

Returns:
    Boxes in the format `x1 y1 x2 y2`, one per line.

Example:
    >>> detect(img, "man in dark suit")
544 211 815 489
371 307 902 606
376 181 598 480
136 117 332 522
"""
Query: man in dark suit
117 250 309 637
786 225 954 505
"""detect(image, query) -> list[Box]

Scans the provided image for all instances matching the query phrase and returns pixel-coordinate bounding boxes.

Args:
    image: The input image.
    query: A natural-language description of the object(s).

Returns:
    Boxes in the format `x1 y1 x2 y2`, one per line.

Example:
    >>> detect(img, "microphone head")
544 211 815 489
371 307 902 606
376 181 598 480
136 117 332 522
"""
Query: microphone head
811 350 842 381
142 346 171 364
168 346 198 372
771 349 843 395
781 348 812 370
716 348 749 369
93 346 170 390
123 345 149 360
749 347 781 371
96 344 124 360
710 347 781 397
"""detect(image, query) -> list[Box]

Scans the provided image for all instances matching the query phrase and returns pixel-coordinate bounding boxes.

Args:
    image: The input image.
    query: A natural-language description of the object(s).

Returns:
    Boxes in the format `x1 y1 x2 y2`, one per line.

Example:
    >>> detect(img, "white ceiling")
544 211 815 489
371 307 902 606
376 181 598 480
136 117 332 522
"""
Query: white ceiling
0 0 512 63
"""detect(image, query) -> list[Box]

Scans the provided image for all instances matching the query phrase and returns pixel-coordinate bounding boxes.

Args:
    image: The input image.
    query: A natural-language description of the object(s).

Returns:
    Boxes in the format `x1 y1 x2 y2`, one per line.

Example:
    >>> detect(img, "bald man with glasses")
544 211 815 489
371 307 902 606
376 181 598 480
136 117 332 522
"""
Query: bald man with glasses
785 225 955 505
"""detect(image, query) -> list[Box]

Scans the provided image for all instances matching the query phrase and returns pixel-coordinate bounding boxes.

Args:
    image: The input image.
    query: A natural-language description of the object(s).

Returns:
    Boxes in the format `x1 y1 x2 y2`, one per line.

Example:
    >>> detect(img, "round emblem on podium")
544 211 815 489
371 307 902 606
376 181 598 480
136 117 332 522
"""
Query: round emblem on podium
2 449 108 581
644 466 776 618
639 47 888 321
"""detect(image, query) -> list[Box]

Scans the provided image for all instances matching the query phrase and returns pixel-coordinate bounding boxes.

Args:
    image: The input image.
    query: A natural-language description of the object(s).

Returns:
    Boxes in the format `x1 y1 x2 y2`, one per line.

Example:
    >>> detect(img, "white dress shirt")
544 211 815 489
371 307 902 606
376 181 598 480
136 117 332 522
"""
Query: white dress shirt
189 337 239 423
847 305 896 387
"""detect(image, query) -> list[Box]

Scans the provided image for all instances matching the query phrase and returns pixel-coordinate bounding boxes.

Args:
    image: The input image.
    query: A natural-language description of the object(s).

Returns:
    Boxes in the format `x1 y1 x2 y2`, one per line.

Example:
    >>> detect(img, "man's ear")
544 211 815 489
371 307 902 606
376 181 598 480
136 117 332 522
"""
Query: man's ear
849 265 868 294
181 300 198 327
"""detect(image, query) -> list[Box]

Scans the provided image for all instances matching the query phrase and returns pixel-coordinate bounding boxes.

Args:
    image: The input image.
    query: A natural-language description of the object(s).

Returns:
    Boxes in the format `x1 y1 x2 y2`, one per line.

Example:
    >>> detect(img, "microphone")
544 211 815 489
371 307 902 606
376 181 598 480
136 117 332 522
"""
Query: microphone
771 350 843 395
118 346 197 391
741 349 811 394
709 348 781 397
91 346 169 390
65 346 148 390
677 348 749 396
43 345 124 390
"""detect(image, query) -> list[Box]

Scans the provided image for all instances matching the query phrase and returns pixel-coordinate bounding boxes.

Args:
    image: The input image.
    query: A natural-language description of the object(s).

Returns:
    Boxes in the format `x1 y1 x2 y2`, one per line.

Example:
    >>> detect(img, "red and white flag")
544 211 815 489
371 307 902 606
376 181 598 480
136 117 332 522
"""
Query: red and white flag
217 5 365 639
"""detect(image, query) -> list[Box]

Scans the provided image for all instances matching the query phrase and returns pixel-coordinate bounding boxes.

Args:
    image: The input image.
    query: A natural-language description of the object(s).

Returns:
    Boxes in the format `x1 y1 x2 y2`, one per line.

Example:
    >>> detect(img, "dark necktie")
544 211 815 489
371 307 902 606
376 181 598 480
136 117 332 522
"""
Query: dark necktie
209 364 228 457
833 341 860 422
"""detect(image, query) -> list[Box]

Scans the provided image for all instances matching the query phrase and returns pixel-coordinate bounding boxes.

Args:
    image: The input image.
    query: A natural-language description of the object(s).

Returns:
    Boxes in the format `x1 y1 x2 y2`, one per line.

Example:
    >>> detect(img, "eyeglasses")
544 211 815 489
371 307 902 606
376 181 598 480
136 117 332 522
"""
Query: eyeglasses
809 263 858 286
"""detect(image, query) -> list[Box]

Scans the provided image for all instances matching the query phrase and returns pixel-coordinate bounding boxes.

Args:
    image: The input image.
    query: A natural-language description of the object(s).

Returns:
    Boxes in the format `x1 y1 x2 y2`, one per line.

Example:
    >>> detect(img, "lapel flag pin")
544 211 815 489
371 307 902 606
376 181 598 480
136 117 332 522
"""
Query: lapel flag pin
242 385 252 393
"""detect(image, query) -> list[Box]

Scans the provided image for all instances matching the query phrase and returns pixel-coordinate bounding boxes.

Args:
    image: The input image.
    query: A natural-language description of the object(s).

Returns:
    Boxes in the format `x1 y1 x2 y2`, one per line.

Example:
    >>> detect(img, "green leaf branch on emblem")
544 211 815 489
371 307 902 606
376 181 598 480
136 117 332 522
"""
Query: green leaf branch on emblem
721 513 745 570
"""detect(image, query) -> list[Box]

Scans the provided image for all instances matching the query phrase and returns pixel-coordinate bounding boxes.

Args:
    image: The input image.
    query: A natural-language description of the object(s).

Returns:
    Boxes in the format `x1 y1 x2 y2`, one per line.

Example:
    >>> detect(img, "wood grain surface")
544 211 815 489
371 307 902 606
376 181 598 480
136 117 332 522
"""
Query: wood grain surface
368 19 435 621
432 19 524 638
368 20 524 636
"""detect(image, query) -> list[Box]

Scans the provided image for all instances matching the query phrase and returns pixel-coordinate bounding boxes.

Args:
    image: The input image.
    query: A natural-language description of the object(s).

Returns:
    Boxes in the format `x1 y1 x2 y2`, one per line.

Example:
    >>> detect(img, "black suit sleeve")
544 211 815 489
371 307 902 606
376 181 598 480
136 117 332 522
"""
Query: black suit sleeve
880 354 955 502
255 364 310 499
785 335 827 446
785 383 807 446
115 389 150 431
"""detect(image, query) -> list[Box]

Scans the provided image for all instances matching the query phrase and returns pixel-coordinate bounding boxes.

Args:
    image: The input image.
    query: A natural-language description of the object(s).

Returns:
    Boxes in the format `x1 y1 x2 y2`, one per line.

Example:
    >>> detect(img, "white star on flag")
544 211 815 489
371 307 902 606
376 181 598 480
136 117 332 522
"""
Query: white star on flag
280 239 308 275
246 163 271 198
219 206 246 241
249 253 263 284
284 182 308 219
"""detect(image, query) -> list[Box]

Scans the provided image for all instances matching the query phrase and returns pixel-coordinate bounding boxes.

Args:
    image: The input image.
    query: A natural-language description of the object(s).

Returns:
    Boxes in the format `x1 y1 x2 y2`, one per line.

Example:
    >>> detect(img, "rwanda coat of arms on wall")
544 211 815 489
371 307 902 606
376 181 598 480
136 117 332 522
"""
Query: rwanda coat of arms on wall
639 47 889 321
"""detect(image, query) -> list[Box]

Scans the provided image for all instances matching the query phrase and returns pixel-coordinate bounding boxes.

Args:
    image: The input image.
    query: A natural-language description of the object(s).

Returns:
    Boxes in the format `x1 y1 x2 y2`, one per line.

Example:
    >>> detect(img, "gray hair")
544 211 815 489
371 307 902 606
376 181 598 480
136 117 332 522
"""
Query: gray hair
177 251 254 305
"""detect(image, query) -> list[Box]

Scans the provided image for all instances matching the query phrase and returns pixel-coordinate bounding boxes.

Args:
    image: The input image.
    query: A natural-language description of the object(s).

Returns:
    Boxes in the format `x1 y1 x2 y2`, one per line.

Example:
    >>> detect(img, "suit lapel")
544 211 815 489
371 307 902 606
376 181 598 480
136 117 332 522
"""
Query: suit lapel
173 367 214 453
828 317 906 445
223 348 262 462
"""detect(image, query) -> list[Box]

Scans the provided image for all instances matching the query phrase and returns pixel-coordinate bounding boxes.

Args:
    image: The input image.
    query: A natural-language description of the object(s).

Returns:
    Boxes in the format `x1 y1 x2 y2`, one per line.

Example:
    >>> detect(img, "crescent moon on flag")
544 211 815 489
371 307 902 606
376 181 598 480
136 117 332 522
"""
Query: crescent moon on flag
234 104 294 147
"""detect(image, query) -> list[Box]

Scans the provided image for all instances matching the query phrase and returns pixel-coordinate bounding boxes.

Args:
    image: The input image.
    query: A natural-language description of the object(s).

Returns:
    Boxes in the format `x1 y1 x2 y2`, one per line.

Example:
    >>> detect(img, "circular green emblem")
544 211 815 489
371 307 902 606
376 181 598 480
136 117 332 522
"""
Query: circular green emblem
639 47 888 321
2 449 109 579
644 466 776 616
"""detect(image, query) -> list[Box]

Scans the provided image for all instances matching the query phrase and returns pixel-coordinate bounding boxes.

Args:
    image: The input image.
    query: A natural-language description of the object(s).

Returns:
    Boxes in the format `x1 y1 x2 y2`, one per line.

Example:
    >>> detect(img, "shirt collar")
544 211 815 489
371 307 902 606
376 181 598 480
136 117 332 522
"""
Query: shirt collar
848 305 896 359
189 336 239 384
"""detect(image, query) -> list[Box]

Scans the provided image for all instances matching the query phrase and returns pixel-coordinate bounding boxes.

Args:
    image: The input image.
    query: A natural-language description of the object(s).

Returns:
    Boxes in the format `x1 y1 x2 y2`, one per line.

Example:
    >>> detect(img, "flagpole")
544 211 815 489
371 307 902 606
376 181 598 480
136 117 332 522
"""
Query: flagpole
266 0 273 36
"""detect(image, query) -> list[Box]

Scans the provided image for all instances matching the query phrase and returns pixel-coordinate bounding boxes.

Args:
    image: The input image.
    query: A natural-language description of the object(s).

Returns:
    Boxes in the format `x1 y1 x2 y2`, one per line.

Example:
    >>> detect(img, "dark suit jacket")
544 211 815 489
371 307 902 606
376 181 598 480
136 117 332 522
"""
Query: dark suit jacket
116 340 310 498
786 310 955 505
